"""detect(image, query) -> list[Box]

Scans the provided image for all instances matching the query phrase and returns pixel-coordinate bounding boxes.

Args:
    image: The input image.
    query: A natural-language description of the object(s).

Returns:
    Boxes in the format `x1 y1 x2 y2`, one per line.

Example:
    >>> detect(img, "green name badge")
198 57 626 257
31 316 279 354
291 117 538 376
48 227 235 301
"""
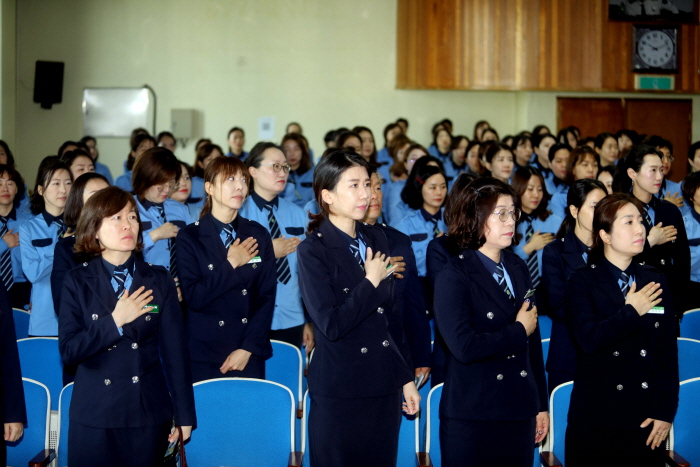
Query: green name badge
143 304 160 314
248 256 261 264
648 306 664 315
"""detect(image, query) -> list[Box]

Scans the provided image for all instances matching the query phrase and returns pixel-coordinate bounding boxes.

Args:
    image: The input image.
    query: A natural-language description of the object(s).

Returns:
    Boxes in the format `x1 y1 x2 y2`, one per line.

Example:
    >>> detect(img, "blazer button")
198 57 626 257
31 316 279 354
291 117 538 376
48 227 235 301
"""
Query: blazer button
640 262 645 265
425 310 430 315
208 264 214 270
104 379 111 385
496 374 504 380
361 347 368 354
132 376 139 383
92 314 99 320
131 343 138 349
242 289 247 295
616 384 623 390
377 307 384 314
195 221 199 225
660 259 666 265
317 232 322 237
382 340 389 347
83 262 88 266
145 315 152 321
459 254 464 259
520 370 527 377
641 382 649 389
507 356 511 359
487 312 494 319
343 288 349 293
655 322 659 328
640 349 647 357
591 264 597 269
252 263 257 269
219 321 225 326
242 318 248 324
613 351 620 356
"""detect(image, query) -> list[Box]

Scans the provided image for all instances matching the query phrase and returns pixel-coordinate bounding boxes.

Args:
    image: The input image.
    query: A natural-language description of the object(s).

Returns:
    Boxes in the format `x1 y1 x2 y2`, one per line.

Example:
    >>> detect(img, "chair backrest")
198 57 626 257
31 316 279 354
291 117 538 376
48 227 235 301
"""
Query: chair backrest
680 309 700 340
301 391 310 467
548 381 574 462
541 338 550 365
6 378 50 466
17 337 63 411
425 383 443 466
267 340 303 408
669 377 700 466
678 338 700 382
13 308 30 340
538 315 553 339
188 378 295 466
55 383 73 467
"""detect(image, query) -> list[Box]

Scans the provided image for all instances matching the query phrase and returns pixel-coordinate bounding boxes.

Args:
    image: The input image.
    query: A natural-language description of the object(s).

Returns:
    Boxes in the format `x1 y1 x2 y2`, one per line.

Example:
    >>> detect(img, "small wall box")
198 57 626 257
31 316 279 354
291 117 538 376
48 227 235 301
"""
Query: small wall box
171 109 196 139
634 75 675 91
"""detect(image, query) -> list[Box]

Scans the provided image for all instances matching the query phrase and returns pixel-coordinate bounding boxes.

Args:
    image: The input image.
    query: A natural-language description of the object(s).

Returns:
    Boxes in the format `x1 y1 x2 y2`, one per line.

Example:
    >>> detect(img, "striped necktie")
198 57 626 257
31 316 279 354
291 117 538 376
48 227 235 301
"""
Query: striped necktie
524 218 540 289
494 262 515 304
349 237 364 269
0 217 13 290
430 218 440 238
222 223 234 249
264 204 291 285
619 271 631 297
113 267 129 299
155 204 178 279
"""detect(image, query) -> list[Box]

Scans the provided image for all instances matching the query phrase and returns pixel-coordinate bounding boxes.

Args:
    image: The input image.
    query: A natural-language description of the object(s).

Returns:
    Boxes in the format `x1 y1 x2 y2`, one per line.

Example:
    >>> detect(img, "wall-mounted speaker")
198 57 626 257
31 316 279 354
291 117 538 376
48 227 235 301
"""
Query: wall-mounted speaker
33 60 64 109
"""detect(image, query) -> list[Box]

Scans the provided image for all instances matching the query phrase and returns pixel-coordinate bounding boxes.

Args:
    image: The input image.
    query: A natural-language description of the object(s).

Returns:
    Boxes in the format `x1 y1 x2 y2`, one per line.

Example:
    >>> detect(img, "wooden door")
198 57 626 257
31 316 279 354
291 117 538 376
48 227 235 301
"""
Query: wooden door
557 98 624 140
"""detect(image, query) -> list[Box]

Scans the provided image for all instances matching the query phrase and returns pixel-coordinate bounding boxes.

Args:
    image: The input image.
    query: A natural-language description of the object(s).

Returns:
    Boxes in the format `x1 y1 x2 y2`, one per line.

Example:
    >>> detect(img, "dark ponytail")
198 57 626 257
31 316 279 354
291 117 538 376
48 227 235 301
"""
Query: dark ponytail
555 178 607 239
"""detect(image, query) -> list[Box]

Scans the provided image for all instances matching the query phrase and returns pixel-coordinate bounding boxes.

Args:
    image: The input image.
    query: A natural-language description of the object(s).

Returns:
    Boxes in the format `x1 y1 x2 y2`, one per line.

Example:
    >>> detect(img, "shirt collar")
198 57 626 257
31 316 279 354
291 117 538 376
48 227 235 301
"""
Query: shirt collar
0 208 16 222
420 207 442 223
250 191 278 211
211 214 239 235
602 256 632 282
475 250 499 277
532 159 551 175
140 198 164 211
101 254 135 277
691 207 700 226
553 176 566 188
41 211 63 227
330 221 363 248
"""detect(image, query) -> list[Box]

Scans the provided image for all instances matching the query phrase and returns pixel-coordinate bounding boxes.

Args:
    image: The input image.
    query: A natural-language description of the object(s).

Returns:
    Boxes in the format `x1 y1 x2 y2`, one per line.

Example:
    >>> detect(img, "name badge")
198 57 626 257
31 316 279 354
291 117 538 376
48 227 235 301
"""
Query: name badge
648 306 664 314
143 304 160 314
247 256 261 264
524 288 536 299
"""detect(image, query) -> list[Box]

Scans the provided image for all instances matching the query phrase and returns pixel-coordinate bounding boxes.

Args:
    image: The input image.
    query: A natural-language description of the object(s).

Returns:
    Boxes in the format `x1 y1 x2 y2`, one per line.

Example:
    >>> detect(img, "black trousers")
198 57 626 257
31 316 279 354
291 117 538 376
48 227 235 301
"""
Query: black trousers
269 323 305 349
190 356 265 383
440 416 536 467
68 420 174 467
309 392 403 467
566 422 666 467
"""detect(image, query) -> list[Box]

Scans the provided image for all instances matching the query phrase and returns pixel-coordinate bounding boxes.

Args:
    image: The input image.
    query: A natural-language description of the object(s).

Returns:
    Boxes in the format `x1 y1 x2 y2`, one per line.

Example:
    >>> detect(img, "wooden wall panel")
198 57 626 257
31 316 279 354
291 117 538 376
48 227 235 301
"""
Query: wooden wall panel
397 0 700 92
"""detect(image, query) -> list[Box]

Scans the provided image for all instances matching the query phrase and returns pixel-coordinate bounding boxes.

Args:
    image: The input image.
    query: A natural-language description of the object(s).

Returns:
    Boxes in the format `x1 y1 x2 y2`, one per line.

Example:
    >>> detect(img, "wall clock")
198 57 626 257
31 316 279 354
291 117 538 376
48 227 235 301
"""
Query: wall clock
633 25 678 73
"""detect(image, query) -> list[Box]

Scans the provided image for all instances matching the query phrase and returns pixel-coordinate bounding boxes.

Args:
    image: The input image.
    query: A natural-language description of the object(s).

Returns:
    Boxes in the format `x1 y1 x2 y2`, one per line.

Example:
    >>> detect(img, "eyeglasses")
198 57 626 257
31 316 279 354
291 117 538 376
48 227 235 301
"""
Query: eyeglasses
492 208 521 222
155 181 179 192
661 154 675 163
260 163 291 174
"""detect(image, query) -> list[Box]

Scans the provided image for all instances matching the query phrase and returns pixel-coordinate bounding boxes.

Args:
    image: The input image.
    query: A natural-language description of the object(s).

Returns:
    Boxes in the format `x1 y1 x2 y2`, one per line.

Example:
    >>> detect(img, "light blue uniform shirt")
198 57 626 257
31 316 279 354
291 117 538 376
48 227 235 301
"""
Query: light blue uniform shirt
137 198 191 274
396 207 447 277
94 161 114 185
20 211 64 335
476 250 515 298
545 177 568 200
0 208 31 284
513 213 564 278
191 176 205 201
280 167 315 209
225 151 249 161
549 187 570 220
240 192 307 330
115 170 133 192
385 179 411 226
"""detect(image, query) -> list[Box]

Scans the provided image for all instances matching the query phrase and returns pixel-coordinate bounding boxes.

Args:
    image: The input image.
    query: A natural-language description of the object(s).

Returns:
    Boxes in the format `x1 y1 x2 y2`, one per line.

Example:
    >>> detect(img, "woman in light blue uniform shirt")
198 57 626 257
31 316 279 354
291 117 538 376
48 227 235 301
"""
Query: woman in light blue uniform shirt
396 164 448 279
20 158 73 335
242 142 315 350
430 128 453 167
481 141 515 185
132 148 190 300
281 133 315 208
170 161 202 222
549 146 600 219
545 143 571 199
80 136 113 185
376 123 402 178
681 172 700 309
114 133 156 192
444 135 471 189
0 141 30 214
645 135 686 212
511 166 563 313
385 146 438 225
191 143 225 202
0 164 32 309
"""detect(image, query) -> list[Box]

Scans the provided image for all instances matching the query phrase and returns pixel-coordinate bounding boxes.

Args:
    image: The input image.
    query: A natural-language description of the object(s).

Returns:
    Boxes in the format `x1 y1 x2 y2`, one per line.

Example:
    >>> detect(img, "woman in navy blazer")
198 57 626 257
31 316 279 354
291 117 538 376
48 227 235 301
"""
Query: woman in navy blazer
176 156 276 382
541 179 607 394
58 187 196 467
297 150 419 467
564 193 678 467
433 177 548 467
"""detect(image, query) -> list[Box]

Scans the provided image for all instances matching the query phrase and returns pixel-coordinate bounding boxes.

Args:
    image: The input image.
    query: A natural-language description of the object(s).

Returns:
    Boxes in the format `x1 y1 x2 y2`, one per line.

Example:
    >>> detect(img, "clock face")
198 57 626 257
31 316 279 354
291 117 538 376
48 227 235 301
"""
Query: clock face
637 30 675 68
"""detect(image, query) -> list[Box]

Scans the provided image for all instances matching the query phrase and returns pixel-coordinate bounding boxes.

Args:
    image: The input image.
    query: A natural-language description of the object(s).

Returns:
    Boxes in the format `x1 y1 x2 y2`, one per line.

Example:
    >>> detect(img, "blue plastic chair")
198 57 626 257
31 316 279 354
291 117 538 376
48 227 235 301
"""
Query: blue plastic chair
13 308 30 339
421 383 443 466
539 381 573 467
417 376 432 448
6 378 51 466
667 377 700 466
55 383 73 467
539 315 553 340
541 338 550 388
268 340 303 412
301 391 310 467
188 378 300 467
17 337 64 411
680 309 700 340
678 338 700 382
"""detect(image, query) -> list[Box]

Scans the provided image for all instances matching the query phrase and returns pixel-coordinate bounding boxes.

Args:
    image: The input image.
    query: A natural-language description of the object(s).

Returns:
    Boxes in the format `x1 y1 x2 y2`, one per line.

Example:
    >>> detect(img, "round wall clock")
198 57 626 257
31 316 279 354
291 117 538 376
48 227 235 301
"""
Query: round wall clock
633 26 678 73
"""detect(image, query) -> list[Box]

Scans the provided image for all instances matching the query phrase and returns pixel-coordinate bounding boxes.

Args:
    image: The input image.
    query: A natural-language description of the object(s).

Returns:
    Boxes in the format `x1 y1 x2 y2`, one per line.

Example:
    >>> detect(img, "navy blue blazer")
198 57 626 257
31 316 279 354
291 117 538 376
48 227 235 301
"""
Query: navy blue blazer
297 220 413 399
434 249 548 421
541 230 586 375
58 257 196 428
565 260 679 430
176 212 276 363
0 280 26 425
51 236 85 314
377 222 431 369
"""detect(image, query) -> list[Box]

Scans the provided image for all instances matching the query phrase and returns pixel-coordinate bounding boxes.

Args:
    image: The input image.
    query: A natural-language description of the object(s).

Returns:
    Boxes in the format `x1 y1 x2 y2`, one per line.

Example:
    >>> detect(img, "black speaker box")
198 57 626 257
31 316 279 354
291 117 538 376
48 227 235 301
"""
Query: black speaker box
33 60 64 109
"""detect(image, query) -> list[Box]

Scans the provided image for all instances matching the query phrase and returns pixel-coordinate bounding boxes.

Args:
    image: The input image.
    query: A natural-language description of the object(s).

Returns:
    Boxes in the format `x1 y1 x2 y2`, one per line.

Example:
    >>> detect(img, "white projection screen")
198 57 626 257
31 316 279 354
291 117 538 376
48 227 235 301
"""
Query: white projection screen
82 87 155 137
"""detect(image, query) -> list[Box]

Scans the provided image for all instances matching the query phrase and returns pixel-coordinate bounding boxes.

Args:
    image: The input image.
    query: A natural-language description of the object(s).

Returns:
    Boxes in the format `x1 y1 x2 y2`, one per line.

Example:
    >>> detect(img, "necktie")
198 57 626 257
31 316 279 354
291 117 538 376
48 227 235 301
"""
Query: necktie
222 223 234 249
582 250 589 264
349 237 364 269
494 263 515 304
54 217 66 238
0 217 13 290
524 219 540 289
156 205 178 279
619 271 631 297
642 196 657 228
264 204 292 285
430 218 440 238
113 267 129 299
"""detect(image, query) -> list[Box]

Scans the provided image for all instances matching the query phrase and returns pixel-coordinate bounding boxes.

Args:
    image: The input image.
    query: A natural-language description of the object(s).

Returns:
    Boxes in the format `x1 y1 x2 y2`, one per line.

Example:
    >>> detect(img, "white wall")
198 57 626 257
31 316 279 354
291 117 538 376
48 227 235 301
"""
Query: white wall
9 0 699 182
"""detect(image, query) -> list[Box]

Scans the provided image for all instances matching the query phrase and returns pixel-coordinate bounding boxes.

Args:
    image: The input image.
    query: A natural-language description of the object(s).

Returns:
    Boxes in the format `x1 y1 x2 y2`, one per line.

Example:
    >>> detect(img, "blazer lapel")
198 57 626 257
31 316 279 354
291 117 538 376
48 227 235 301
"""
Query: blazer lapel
591 260 626 310
197 213 228 257
561 231 586 271
85 259 119 315
318 220 366 285
464 250 517 318
125 259 158 342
